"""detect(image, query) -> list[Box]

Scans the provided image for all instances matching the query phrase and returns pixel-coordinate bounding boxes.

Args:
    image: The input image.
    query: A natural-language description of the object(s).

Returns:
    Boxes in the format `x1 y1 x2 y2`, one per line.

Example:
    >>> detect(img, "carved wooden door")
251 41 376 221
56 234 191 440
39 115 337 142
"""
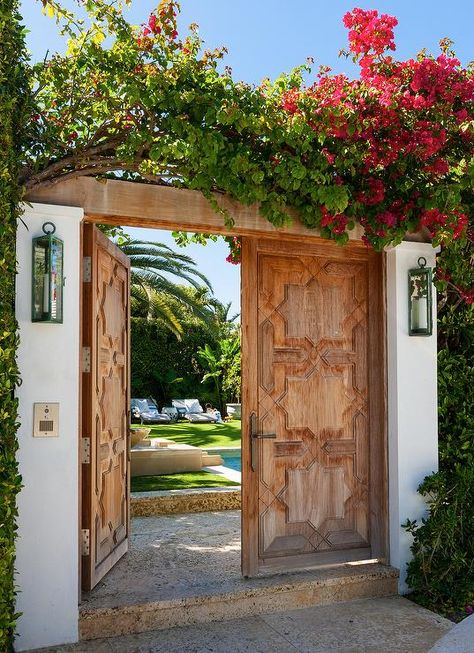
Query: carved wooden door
81 224 130 591
241 238 386 576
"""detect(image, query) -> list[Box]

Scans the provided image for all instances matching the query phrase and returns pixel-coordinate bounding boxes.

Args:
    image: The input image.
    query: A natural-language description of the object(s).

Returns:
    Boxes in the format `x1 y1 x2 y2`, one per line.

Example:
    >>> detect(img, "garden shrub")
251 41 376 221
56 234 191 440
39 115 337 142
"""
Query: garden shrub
438 350 474 472
404 302 474 617
404 469 474 616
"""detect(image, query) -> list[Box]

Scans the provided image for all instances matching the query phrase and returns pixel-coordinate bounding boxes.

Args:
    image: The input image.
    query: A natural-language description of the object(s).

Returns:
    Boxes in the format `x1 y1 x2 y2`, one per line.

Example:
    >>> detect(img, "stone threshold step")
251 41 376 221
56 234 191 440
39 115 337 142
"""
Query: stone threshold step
79 563 398 641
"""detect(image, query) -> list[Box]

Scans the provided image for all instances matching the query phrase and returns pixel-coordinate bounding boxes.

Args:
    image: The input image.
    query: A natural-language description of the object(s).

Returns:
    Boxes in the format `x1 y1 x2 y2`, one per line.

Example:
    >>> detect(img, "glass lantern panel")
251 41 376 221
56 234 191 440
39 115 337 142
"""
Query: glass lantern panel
50 239 63 322
33 241 48 320
409 270 431 335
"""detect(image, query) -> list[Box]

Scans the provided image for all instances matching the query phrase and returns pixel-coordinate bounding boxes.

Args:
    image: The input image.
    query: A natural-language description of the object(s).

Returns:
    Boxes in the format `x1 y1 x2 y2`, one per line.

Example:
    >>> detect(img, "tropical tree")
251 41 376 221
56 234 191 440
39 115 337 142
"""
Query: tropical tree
196 334 240 414
120 238 214 337
188 288 240 334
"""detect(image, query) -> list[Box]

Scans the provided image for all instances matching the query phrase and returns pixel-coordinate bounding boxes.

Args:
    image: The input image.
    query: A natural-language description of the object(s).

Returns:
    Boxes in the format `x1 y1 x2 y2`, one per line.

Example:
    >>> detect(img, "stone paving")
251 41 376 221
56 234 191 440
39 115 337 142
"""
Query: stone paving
80 512 394 612
34 596 452 652
29 511 454 652
82 511 243 609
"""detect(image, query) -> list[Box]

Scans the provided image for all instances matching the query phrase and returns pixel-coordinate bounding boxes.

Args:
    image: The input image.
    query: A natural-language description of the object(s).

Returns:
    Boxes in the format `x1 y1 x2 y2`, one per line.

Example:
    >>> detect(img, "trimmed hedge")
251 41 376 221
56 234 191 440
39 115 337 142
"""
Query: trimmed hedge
0 1 28 649
131 317 222 409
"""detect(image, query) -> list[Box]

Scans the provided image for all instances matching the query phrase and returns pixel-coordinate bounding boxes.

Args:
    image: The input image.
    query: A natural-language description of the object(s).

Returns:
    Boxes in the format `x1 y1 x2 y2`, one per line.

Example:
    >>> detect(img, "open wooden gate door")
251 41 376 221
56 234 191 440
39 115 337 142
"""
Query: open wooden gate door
81 224 130 591
241 238 386 576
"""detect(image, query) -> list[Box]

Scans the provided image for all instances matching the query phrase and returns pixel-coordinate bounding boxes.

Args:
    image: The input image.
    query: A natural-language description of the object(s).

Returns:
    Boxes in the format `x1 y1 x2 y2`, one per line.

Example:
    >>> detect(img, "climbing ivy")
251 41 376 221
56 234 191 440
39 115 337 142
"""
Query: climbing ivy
0 1 29 650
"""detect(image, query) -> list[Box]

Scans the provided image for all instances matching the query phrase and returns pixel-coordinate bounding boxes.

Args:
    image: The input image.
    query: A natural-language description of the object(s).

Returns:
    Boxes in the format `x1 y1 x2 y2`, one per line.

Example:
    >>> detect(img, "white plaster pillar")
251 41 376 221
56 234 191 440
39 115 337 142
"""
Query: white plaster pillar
386 241 439 593
15 203 82 651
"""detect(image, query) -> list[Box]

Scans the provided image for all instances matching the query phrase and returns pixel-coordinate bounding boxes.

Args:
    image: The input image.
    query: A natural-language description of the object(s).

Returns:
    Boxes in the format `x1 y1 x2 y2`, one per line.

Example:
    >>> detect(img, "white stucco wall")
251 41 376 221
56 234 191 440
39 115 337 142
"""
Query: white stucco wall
15 203 83 651
386 241 439 593
12 205 440 646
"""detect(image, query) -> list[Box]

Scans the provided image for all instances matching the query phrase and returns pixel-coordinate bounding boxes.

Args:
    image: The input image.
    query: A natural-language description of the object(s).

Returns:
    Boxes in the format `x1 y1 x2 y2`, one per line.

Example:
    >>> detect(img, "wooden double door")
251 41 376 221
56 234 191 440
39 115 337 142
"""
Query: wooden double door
81 228 386 589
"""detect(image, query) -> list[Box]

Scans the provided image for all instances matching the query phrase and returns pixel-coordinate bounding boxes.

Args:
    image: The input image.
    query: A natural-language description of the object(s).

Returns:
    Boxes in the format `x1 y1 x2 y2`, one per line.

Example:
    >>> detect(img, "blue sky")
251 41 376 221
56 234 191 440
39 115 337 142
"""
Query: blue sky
21 0 474 312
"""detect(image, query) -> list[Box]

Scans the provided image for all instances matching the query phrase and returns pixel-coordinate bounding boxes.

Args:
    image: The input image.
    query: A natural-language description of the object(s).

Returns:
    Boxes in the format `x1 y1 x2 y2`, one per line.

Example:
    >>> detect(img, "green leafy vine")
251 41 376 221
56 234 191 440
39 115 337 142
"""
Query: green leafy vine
0 1 29 649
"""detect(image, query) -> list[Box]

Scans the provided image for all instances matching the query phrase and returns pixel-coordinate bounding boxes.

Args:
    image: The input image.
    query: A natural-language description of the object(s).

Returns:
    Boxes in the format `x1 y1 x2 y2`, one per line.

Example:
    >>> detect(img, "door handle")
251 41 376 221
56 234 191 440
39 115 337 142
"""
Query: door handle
250 412 276 472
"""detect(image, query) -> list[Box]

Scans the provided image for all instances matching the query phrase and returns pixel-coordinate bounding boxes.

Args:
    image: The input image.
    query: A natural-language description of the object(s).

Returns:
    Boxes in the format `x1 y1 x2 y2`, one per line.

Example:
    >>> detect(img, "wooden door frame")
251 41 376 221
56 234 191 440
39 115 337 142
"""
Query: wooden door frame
27 177 390 583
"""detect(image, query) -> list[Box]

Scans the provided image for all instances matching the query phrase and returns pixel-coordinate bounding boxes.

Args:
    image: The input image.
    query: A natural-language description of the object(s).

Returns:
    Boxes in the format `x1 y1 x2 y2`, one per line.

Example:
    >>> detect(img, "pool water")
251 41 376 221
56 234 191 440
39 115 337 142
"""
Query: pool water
219 450 241 472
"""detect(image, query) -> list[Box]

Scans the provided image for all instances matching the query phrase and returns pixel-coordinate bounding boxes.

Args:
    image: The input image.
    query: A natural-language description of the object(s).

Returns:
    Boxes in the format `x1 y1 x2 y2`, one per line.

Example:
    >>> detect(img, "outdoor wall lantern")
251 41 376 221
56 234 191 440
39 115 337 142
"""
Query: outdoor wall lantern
32 222 64 323
408 256 433 336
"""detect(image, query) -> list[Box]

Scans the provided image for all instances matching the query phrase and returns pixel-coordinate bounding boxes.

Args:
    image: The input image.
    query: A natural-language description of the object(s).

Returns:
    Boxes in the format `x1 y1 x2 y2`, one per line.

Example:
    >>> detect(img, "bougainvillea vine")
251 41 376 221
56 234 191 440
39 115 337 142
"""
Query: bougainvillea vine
23 1 474 301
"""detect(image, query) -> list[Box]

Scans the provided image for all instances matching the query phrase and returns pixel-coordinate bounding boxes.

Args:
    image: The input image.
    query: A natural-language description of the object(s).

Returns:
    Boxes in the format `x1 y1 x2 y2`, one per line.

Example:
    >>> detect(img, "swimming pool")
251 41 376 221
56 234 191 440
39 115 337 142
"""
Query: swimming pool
213 449 241 472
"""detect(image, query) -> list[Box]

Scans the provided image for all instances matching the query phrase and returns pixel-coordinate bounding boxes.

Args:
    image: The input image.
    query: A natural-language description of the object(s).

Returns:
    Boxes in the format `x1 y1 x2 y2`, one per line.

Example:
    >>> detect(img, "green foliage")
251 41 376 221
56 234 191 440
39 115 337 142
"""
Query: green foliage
121 238 213 338
437 304 474 472
196 334 241 414
131 317 220 408
0 1 29 648
131 309 240 412
171 231 218 248
404 302 474 618
404 469 474 617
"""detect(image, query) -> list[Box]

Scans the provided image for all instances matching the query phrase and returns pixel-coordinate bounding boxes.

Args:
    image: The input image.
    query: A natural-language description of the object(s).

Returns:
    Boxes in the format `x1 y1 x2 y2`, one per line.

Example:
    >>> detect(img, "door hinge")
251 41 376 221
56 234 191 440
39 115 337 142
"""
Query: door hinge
83 256 91 282
82 346 91 373
81 437 90 464
81 529 90 556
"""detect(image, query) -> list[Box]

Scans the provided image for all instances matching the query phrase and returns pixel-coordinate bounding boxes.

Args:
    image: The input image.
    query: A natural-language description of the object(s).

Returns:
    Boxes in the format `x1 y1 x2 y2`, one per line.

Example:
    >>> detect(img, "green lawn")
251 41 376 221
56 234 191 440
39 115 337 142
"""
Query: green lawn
146 419 241 448
131 471 240 492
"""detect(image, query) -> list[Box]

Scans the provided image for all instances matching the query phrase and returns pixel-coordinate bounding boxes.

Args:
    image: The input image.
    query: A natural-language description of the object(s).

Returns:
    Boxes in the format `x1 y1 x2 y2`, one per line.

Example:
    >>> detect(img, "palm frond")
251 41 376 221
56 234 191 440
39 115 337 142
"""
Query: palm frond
119 238 222 337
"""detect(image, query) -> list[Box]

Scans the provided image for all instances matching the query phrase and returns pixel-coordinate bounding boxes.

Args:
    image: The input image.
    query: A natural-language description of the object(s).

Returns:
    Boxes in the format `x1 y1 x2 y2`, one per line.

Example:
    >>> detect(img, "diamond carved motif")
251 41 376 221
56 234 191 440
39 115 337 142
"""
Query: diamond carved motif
278 277 346 344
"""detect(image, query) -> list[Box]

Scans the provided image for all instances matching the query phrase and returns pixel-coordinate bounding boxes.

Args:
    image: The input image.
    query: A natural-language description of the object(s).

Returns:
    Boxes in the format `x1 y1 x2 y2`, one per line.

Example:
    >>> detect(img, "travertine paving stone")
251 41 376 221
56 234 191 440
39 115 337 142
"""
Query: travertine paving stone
81 512 395 612
82 511 243 609
262 596 452 653
33 597 452 653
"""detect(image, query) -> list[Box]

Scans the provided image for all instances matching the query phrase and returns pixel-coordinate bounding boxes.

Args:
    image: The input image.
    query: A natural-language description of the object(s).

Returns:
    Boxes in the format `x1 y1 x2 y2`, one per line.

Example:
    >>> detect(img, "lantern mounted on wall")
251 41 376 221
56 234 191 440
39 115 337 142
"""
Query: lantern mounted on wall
32 222 64 323
408 256 433 336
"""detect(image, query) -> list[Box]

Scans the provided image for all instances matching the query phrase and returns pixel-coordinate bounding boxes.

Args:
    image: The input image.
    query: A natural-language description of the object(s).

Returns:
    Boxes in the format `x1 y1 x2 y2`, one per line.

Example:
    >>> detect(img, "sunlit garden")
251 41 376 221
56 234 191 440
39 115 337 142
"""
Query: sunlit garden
1 0 474 649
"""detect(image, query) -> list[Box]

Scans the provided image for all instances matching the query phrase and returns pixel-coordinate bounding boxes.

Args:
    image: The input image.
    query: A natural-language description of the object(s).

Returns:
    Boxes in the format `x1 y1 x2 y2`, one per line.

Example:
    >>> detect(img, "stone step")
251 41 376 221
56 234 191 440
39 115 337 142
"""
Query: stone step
79 563 399 641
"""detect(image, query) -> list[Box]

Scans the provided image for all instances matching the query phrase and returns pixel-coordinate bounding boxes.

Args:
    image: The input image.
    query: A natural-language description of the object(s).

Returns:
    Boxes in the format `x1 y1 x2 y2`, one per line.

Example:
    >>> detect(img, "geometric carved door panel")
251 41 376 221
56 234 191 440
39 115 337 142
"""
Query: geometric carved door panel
241 238 386 576
81 224 130 591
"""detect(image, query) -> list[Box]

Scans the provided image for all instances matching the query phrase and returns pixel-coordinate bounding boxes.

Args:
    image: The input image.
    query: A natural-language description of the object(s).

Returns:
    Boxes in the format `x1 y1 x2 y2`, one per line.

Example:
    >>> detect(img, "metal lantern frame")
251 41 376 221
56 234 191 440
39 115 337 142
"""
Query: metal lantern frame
408 256 433 336
32 222 64 323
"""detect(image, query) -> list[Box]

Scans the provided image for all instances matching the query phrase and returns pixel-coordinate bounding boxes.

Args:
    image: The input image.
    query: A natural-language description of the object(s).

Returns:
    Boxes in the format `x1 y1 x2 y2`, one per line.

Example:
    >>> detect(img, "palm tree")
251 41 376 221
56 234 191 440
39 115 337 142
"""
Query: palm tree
119 239 214 338
196 335 241 413
188 288 240 337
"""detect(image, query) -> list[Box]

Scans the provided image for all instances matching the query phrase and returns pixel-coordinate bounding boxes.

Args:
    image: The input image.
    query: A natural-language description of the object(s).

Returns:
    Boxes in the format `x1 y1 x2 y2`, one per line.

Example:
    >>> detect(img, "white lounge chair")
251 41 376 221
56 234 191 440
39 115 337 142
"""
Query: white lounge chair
171 399 218 423
131 398 171 424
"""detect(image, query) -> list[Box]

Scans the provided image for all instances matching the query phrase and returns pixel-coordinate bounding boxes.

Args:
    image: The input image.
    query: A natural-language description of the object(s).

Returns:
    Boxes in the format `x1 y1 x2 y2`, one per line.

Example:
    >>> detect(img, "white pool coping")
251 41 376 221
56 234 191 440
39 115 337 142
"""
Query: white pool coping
203 464 242 484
